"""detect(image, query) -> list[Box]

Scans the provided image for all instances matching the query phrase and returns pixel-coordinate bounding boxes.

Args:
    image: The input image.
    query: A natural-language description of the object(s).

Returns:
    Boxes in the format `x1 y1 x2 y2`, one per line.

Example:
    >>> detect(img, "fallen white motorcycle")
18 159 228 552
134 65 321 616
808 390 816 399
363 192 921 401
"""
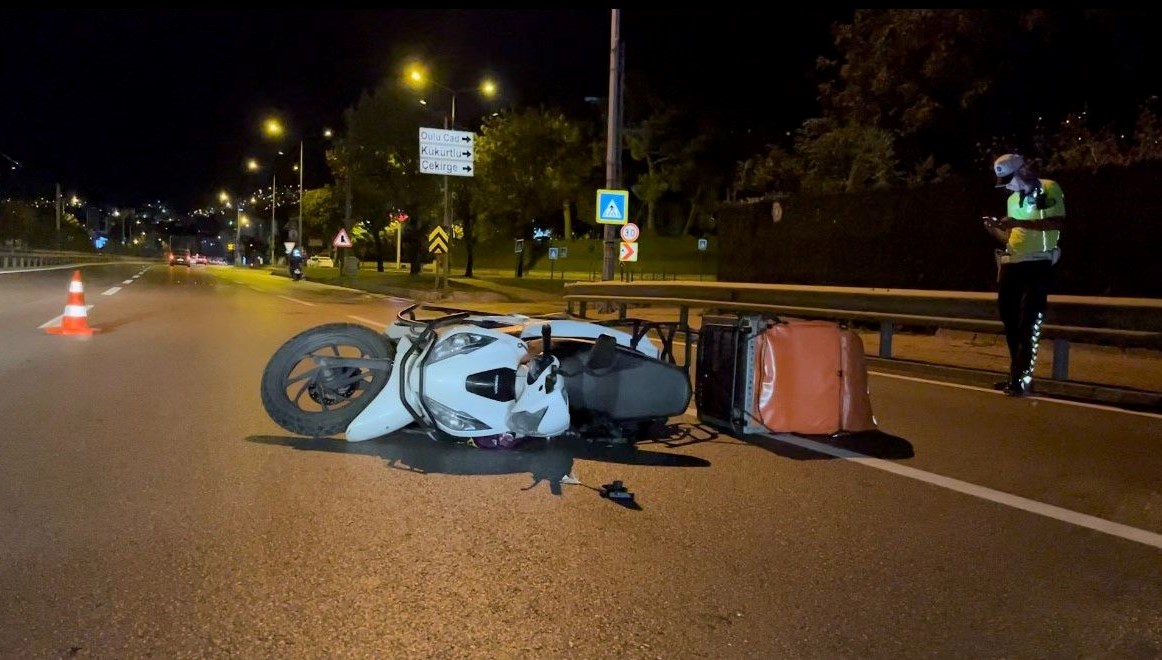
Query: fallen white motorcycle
260 304 692 443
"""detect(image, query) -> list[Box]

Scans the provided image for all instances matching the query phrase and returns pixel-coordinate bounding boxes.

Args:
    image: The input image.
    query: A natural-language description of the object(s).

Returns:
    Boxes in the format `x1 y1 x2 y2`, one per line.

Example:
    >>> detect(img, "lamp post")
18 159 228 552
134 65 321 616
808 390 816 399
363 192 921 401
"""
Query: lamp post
261 118 287 267
297 139 303 252
269 172 278 266
235 212 248 265
407 66 497 290
264 119 334 260
439 88 455 291
241 159 264 265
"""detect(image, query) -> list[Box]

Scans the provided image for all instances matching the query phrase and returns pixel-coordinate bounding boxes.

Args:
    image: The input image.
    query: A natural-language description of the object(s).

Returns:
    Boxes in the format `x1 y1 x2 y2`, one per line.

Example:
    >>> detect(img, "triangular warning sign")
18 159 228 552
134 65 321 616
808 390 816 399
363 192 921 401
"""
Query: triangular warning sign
333 228 352 248
602 200 623 220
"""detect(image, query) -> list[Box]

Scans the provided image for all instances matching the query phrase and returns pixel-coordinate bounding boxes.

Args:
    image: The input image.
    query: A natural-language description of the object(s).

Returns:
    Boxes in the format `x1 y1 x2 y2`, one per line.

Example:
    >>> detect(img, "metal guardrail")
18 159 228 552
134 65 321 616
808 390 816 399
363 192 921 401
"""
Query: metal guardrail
0 250 136 270
562 281 1162 383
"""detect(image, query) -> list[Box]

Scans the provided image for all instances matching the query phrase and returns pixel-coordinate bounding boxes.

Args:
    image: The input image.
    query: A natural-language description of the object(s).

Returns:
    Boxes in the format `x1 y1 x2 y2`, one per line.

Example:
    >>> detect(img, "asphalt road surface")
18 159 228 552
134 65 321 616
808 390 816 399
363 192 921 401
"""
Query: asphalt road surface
1 262 1160 658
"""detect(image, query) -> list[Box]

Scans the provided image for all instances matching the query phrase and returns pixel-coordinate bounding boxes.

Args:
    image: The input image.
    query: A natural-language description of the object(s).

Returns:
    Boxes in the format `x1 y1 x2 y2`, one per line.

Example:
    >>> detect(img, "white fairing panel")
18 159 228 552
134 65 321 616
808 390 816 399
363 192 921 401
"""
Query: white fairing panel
508 371 570 437
345 336 416 442
422 331 528 436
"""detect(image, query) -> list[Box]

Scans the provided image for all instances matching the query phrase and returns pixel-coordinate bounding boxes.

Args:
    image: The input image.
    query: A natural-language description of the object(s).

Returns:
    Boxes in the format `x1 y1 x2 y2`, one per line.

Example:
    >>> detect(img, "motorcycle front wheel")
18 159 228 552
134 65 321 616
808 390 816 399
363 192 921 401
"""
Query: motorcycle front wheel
260 323 394 437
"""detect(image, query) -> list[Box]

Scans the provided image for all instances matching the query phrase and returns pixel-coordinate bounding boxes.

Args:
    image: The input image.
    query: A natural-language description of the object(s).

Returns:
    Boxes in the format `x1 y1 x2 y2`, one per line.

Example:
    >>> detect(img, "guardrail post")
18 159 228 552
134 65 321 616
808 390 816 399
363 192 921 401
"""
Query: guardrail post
617 303 626 320
578 301 587 318
679 306 691 368
1052 338 1070 381
878 320 894 358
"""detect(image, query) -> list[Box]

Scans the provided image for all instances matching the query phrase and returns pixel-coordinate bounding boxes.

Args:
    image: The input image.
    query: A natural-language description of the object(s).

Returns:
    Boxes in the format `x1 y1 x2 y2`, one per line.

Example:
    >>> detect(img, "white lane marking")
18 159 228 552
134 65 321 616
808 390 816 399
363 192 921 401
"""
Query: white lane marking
278 295 315 307
121 279 133 284
761 431 1162 550
101 287 121 296
870 371 1162 421
348 315 387 328
38 305 94 329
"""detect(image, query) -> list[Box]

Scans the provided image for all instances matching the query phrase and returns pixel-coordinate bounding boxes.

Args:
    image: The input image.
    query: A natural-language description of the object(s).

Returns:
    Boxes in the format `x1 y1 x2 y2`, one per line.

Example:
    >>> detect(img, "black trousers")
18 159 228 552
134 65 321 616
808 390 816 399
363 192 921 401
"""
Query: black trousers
997 259 1054 383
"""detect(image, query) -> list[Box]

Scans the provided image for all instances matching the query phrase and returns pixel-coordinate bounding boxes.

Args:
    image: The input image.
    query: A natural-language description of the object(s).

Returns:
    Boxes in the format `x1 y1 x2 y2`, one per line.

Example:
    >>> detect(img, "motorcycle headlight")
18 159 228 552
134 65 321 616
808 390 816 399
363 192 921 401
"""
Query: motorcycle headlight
422 396 491 431
427 333 497 364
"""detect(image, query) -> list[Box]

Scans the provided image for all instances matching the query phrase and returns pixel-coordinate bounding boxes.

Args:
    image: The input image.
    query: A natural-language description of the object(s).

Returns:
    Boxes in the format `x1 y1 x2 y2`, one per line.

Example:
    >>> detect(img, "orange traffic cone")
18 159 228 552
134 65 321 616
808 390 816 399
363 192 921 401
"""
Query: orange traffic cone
46 270 98 336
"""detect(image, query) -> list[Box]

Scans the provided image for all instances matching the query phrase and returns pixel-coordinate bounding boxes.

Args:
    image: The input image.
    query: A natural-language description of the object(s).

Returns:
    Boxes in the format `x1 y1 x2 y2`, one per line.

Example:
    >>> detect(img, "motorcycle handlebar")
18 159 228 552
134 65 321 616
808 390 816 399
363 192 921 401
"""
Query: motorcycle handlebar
427 311 472 330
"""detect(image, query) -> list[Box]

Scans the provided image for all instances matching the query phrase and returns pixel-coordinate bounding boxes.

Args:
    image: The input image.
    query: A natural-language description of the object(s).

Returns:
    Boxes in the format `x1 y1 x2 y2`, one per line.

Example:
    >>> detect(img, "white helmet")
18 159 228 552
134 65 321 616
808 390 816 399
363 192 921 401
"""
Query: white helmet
993 153 1026 188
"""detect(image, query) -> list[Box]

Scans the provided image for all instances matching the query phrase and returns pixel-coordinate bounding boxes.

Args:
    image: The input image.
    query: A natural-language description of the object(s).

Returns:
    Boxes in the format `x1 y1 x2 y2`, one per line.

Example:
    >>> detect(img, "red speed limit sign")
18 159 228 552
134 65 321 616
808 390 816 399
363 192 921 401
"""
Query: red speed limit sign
619 222 640 242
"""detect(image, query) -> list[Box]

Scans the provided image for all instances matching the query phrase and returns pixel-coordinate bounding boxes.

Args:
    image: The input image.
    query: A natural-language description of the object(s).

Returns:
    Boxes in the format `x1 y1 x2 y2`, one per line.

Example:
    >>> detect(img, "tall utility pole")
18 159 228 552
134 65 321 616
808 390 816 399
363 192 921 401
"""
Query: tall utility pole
269 173 277 266
297 139 304 250
235 205 245 265
601 9 624 282
55 183 62 248
343 148 354 275
437 96 457 292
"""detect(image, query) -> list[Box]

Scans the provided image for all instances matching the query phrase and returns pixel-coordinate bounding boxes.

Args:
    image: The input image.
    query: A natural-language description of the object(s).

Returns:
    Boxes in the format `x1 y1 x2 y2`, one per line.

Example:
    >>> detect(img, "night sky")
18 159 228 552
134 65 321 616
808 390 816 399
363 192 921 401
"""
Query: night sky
0 9 846 212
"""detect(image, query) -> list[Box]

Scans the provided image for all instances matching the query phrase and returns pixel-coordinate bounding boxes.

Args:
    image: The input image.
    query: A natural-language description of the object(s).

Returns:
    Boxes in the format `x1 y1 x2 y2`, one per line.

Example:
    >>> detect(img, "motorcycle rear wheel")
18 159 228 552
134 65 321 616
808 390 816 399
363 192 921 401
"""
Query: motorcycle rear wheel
260 323 394 437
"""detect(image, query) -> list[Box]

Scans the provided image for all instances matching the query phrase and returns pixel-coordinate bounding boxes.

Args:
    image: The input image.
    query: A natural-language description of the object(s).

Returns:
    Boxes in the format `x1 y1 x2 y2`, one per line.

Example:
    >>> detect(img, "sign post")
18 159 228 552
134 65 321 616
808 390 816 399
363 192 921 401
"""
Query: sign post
333 227 354 277
513 238 524 278
617 222 639 279
394 212 408 270
697 237 708 281
419 127 475 292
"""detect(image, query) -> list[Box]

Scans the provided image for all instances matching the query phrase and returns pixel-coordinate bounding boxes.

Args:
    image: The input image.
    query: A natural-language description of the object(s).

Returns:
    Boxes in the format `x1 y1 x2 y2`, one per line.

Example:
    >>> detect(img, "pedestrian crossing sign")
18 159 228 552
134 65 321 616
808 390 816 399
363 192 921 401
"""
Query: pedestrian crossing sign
596 189 629 225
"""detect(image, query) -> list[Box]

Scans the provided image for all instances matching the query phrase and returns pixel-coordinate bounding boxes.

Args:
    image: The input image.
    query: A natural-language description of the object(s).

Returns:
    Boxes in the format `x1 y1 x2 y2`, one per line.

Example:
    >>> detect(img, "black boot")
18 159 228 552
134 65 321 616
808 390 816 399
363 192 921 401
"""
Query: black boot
1002 379 1030 397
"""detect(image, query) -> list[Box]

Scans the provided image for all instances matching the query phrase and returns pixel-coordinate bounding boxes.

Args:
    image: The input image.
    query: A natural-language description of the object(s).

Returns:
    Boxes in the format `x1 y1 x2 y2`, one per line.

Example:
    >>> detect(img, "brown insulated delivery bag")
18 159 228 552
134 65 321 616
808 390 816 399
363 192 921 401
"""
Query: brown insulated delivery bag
753 319 877 435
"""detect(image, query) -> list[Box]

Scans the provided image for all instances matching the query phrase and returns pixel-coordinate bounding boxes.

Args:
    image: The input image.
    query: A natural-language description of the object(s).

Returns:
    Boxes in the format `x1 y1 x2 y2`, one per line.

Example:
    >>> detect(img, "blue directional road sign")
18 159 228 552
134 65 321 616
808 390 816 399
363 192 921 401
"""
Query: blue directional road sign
596 189 629 225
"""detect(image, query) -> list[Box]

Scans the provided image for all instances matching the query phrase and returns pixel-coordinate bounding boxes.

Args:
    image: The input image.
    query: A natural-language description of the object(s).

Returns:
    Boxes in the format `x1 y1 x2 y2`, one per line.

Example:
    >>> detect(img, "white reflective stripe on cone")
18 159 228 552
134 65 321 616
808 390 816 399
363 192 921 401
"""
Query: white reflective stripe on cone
64 305 88 317
69 281 84 293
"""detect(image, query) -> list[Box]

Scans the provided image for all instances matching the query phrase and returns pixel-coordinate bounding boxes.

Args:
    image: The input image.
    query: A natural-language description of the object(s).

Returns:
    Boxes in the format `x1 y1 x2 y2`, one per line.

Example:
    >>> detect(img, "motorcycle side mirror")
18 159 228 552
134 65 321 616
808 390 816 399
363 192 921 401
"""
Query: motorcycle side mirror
527 323 556 385
587 334 617 371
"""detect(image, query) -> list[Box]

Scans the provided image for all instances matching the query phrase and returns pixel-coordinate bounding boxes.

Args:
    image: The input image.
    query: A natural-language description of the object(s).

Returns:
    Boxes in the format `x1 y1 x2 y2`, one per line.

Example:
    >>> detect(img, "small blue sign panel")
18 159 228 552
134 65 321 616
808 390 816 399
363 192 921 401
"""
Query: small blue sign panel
548 247 559 260
596 189 629 225
697 238 708 251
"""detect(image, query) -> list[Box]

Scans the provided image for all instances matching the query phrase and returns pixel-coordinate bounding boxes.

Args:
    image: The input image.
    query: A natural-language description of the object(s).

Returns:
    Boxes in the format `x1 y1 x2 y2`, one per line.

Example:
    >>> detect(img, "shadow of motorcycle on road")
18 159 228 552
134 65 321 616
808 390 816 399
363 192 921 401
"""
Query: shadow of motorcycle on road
247 422 712 497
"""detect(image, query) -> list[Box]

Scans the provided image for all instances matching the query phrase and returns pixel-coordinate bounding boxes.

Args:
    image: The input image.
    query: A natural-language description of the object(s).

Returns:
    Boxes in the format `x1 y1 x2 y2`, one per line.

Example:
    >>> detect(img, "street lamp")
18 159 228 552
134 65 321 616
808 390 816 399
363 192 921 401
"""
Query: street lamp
263 118 335 261
406 65 498 288
220 191 248 266
243 157 276 265
262 119 286 266
236 213 249 265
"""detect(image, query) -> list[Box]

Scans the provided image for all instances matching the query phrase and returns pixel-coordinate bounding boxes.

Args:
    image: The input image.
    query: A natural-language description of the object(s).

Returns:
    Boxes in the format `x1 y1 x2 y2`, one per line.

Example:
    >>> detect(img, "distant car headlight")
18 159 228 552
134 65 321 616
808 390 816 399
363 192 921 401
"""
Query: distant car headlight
427 333 497 364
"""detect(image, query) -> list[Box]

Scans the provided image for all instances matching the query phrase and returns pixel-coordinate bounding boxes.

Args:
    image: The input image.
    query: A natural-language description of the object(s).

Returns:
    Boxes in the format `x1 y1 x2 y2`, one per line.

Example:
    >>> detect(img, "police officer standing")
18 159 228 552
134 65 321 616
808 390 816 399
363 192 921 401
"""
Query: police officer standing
983 154 1065 396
